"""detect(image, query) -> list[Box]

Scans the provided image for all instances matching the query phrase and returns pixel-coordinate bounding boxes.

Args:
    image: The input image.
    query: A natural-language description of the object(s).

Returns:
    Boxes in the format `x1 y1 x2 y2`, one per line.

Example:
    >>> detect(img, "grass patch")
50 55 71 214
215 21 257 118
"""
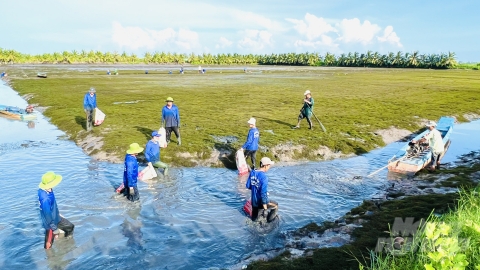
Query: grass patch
6 66 480 166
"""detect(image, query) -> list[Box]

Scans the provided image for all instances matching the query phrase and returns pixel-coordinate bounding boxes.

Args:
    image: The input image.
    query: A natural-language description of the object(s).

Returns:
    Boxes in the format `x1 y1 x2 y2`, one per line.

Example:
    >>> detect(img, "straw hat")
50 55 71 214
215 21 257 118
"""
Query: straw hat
304 90 311 96
126 143 144 154
39 171 63 189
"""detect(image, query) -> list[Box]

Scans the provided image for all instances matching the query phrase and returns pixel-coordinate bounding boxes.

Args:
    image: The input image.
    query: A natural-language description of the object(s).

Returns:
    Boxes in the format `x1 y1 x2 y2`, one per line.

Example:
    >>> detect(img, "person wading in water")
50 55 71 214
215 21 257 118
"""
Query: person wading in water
246 157 279 223
38 171 75 249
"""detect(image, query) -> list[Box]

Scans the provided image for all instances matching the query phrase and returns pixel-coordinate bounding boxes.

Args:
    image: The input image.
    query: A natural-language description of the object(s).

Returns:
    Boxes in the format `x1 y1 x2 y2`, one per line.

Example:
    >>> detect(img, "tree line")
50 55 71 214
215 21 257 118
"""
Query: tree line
0 48 464 69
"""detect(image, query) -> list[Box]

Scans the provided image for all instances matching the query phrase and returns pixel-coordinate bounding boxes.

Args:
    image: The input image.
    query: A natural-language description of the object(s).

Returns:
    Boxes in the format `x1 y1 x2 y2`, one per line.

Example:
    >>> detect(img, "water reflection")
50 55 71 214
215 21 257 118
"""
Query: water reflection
1 81 480 269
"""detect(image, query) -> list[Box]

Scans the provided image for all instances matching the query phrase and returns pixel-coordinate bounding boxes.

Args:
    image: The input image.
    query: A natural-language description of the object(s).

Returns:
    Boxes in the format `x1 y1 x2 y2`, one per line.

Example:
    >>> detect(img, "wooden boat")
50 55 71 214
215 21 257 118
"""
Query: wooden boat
0 105 37 121
387 117 454 174
37 72 47 78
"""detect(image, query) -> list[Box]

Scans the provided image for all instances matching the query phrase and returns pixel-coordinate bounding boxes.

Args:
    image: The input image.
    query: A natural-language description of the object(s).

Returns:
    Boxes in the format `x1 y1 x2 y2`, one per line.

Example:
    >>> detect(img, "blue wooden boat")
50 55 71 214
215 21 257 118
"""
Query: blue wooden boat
0 105 37 121
387 117 454 174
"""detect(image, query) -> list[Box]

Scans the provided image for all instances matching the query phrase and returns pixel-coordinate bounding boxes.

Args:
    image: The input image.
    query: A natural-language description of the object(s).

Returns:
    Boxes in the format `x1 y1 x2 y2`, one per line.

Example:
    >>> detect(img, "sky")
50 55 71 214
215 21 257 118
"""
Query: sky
1 0 479 62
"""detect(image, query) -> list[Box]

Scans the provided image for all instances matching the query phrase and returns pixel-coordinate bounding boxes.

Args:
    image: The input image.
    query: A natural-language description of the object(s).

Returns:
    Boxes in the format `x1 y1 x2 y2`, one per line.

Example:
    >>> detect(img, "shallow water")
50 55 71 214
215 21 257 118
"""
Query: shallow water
1 80 479 270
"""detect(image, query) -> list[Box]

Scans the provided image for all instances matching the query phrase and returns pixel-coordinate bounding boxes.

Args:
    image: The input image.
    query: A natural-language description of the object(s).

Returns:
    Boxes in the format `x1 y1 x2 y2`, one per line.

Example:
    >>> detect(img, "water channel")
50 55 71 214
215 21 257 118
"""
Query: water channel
1 80 479 270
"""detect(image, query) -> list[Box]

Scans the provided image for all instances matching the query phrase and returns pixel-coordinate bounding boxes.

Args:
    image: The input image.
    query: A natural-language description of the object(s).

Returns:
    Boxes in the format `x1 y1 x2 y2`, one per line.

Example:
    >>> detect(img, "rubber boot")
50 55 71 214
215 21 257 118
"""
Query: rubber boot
177 137 181 146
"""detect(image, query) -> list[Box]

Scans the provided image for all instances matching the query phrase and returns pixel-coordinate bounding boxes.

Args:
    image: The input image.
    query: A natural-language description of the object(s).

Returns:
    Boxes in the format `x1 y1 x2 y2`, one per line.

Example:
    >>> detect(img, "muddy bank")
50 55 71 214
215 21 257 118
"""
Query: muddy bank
239 151 480 270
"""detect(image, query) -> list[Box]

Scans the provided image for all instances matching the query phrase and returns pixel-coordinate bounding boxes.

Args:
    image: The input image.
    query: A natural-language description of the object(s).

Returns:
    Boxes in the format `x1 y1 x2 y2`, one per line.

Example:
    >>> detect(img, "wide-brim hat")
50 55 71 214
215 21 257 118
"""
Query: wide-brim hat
39 171 63 189
247 117 256 125
304 90 311 96
126 143 144 154
89 87 96 93
166 97 174 102
425 121 437 127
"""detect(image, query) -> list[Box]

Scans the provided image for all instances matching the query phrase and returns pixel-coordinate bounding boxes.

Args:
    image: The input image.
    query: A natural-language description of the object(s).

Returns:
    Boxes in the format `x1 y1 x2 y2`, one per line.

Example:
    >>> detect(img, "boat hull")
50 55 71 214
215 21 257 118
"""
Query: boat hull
0 105 37 121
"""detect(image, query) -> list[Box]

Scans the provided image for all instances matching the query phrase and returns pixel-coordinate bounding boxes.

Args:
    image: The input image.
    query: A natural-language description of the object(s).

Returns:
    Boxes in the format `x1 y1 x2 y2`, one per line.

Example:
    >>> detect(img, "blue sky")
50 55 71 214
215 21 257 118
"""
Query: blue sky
1 0 479 61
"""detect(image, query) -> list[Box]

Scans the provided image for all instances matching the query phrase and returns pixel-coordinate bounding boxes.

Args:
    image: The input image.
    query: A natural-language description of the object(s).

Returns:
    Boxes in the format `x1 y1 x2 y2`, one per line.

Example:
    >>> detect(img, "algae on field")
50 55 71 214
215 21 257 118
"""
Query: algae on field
7 66 480 166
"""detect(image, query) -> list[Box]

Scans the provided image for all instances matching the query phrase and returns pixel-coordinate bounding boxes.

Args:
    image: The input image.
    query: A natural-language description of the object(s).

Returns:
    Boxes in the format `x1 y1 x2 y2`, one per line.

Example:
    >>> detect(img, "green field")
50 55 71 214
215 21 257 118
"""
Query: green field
5 66 480 166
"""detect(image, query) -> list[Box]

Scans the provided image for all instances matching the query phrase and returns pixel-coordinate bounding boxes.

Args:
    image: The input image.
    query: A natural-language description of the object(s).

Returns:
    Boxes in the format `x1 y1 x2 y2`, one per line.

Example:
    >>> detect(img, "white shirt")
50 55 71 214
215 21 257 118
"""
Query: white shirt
424 129 444 154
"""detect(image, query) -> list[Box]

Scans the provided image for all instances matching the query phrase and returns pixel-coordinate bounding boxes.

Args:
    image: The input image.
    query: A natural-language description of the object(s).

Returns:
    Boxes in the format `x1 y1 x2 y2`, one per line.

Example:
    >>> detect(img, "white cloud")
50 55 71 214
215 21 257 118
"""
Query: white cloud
215 37 233 49
237 30 273 51
111 21 200 51
286 13 336 41
336 18 381 45
377 26 402 47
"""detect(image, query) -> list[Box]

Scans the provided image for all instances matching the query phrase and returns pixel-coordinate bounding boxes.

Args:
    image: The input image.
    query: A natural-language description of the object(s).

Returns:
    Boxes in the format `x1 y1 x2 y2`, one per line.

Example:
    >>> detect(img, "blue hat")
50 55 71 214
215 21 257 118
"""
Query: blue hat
151 131 161 137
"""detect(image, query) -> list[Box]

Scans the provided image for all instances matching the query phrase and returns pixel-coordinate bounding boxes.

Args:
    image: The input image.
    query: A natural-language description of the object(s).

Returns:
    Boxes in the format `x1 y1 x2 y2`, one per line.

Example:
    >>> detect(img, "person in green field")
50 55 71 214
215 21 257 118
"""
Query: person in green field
293 90 314 129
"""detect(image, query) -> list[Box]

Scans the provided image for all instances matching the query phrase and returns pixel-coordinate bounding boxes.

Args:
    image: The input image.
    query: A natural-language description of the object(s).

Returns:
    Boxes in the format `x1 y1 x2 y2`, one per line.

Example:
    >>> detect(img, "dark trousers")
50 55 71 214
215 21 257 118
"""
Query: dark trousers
251 200 278 222
84 109 94 131
124 186 140 202
430 151 442 167
165 126 180 142
44 217 75 249
244 150 257 170
298 111 313 128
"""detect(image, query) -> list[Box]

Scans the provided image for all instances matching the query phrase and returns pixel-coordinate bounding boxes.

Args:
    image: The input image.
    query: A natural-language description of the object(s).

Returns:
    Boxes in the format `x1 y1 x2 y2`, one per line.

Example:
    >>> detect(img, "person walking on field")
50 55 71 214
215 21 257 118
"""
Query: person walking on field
246 157 278 222
293 90 314 130
411 120 445 171
124 143 144 202
145 131 169 175
38 171 75 249
240 118 260 170
161 97 181 145
83 87 97 131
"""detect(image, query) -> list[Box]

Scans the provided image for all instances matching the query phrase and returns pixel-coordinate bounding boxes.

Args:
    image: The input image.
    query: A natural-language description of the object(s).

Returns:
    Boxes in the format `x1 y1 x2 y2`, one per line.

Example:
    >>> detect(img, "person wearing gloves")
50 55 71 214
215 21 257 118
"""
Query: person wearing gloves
161 97 181 145
38 171 75 249
240 118 260 170
411 120 445 171
145 131 169 175
293 90 314 130
123 143 144 202
83 87 97 131
246 157 278 222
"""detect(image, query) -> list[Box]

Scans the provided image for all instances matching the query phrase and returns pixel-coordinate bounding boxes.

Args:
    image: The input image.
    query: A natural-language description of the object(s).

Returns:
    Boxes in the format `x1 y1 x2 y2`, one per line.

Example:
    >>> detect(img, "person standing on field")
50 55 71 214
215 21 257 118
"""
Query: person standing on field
293 90 314 130
161 97 181 145
38 171 75 249
83 87 97 131
145 131 169 175
240 118 260 170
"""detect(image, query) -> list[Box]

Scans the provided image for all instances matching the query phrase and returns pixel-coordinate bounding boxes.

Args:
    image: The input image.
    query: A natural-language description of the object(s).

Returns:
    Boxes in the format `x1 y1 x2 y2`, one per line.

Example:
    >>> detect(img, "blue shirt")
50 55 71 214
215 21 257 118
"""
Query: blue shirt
83 93 97 110
38 189 60 231
242 127 259 150
145 140 160 163
123 154 139 188
161 104 180 127
246 170 269 207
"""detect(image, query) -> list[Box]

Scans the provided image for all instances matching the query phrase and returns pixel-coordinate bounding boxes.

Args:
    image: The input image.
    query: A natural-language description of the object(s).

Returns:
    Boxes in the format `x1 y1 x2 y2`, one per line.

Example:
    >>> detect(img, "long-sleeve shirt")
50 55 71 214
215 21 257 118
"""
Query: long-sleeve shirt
302 97 314 116
246 170 269 207
144 140 160 163
161 105 180 127
242 127 259 150
38 189 60 231
424 129 444 154
83 93 97 110
123 154 139 188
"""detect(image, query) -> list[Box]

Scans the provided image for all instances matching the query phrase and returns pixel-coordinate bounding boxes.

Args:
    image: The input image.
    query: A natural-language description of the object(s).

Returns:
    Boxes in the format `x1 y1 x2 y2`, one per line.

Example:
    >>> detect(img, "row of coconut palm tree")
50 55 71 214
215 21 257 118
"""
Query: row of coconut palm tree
0 48 458 68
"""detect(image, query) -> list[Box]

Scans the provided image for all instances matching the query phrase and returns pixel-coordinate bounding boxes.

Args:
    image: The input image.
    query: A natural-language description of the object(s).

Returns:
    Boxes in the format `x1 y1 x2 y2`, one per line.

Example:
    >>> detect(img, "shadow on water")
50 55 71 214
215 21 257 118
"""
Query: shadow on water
75 115 86 130
256 116 294 128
